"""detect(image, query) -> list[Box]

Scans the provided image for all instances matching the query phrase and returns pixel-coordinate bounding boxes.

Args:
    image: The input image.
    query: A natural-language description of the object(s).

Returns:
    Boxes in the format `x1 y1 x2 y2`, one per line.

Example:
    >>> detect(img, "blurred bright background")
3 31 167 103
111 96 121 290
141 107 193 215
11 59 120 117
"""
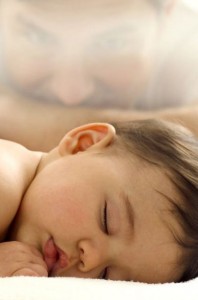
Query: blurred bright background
183 0 198 10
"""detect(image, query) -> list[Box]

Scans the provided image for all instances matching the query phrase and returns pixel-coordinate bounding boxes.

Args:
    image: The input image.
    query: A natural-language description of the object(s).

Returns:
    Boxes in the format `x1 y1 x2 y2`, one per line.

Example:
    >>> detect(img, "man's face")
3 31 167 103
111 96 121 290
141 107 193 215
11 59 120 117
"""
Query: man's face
10 146 183 283
0 0 159 108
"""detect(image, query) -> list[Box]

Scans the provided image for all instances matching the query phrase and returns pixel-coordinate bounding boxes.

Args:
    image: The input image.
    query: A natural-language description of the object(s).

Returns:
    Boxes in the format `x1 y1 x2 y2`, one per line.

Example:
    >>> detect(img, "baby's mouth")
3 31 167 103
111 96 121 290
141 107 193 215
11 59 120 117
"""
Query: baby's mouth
43 237 68 276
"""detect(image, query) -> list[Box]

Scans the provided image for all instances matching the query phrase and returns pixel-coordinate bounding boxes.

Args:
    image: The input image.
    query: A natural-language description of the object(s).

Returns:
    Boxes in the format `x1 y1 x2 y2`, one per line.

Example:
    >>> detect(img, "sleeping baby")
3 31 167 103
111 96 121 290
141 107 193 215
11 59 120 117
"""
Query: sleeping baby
0 119 198 283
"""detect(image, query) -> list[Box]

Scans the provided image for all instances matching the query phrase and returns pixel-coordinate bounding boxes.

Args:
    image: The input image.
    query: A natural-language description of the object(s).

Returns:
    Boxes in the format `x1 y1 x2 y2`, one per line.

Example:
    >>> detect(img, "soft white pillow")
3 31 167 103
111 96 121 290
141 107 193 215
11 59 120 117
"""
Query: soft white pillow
0 277 197 300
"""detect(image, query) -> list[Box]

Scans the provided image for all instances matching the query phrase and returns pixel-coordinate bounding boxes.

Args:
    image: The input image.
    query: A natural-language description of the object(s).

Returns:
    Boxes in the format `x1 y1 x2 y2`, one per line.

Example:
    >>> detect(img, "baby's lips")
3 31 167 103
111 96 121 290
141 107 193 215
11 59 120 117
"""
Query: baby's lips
56 246 68 268
44 256 56 274
43 238 58 273
44 238 57 257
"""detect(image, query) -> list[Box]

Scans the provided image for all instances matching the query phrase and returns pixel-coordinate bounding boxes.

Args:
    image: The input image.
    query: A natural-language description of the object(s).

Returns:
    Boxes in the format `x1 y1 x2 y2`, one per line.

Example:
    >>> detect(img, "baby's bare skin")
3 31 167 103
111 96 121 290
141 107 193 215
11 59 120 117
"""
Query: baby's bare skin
0 139 46 276
0 241 47 277
0 122 185 281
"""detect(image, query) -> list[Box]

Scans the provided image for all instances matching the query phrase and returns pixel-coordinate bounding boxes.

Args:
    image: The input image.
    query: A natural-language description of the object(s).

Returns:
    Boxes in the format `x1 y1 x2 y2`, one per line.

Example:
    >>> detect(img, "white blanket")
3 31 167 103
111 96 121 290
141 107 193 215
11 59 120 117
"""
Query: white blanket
0 277 197 300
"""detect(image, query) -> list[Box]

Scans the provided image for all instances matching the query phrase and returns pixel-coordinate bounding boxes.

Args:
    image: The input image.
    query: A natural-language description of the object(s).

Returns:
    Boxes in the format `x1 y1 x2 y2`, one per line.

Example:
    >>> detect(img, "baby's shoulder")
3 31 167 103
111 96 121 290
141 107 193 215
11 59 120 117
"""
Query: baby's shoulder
0 140 24 238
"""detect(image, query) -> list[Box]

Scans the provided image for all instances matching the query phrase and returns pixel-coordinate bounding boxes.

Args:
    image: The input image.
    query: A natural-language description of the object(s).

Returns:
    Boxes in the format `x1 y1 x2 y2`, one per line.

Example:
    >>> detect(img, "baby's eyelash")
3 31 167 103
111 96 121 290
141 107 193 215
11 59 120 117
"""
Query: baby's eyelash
102 267 108 280
103 202 108 234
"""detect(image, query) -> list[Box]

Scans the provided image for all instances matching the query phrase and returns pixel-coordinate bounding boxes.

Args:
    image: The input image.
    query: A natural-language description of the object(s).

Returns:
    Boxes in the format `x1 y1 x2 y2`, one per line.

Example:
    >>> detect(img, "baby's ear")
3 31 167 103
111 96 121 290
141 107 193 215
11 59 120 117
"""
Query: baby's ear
58 123 116 156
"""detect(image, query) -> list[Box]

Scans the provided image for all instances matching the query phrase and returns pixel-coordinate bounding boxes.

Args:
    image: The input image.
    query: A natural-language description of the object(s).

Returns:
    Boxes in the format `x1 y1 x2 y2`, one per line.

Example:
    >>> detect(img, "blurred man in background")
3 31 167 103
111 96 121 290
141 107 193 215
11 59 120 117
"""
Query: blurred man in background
0 0 197 150
1 0 197 109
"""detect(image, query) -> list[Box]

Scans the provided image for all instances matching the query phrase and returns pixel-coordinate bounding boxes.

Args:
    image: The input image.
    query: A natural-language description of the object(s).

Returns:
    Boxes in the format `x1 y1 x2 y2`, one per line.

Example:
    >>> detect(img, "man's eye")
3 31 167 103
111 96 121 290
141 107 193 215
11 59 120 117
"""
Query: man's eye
103 202 109 234
21 25 54 45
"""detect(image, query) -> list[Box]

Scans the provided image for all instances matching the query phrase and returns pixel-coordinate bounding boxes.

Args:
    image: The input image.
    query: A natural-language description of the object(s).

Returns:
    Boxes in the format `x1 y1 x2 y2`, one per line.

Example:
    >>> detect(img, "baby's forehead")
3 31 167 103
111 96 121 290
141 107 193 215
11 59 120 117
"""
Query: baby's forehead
120 150 182 210
135 160 184 238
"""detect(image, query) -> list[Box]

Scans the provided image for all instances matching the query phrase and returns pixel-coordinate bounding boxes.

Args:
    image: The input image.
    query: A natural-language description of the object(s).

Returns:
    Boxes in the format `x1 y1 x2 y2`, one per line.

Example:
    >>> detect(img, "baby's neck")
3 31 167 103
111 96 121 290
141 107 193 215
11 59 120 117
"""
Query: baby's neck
10 141 43 194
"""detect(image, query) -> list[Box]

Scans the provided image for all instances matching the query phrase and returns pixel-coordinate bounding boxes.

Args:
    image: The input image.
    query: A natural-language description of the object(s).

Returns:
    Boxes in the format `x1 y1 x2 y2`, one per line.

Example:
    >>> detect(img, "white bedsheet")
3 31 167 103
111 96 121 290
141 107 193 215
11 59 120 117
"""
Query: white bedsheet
0 277 197 300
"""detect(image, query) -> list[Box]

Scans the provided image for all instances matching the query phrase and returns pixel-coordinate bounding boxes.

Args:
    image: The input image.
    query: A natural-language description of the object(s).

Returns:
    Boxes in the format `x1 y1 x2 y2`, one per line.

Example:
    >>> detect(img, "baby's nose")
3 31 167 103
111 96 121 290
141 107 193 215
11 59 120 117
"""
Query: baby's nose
77 239 108 273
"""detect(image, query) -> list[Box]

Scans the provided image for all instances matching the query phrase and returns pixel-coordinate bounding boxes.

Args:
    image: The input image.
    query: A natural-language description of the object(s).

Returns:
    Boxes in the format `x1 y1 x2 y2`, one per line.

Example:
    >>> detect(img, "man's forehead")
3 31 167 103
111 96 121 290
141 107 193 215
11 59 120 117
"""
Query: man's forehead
13 0 157 25
13 0 156 35
16 0 151 10
15 0 163 14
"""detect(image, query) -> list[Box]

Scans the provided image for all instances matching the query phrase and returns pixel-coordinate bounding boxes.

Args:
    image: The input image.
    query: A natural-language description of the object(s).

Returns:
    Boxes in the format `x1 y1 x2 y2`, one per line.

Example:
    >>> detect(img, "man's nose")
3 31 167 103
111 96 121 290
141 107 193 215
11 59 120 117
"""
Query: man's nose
50 67 94 106
77 239 108 273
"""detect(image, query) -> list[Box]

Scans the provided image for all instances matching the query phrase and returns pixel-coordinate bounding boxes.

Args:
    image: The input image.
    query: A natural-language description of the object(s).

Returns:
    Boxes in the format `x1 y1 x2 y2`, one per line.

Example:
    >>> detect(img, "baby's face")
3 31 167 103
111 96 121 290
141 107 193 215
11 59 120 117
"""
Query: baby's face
10 148 183 283
0 0 159 107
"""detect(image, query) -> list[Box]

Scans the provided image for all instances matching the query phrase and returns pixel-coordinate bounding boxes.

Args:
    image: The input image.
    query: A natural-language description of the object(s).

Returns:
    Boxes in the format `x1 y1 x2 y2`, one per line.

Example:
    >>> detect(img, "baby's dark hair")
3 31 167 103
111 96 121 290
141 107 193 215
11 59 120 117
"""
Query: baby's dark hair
111 119 198 282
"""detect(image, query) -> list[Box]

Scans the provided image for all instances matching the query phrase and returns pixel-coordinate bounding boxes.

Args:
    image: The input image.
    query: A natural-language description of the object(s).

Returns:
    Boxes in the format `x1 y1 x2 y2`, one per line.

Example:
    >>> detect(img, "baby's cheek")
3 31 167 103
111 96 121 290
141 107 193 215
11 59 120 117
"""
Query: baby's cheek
57 185 94 235
61 185 93 226
61 201 90 233
68 206 85 225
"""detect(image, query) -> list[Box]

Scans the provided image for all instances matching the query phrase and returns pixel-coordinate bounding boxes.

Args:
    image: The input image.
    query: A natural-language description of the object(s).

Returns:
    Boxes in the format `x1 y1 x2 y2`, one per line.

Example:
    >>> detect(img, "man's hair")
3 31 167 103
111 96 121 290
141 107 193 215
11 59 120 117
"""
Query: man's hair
111 119 198 282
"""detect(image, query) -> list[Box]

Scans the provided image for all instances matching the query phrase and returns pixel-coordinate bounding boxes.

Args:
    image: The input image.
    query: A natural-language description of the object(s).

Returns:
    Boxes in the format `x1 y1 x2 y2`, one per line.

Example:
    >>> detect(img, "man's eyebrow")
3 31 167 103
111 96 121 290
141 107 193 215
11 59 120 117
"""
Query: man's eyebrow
16 15 56 42
122 192 135 235
90 23 144 51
